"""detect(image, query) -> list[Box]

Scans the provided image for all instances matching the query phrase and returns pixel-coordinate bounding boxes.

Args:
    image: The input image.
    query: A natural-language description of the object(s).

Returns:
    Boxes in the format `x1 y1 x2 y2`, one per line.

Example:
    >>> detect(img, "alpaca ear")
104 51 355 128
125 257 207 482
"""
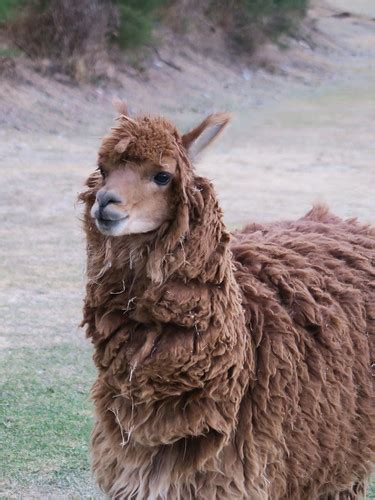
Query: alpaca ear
113 98 129 116
182 112 231 158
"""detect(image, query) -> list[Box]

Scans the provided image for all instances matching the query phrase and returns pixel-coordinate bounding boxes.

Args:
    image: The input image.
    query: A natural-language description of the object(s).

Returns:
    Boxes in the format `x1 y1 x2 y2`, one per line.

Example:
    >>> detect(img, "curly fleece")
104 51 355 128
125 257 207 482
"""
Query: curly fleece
80 114 375 499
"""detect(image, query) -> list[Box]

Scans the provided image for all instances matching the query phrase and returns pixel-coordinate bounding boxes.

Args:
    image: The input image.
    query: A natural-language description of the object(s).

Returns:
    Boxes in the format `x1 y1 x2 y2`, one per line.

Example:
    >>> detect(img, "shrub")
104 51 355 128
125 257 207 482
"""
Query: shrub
6 0 116 79
3 0 168 79
2 0 309 80
113 0 169 49
209 0 309 52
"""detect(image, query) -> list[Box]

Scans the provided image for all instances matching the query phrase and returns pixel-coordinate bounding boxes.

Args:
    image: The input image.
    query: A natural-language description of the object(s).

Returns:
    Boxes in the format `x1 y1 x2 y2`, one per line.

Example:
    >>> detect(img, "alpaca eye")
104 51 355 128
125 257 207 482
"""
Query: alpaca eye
153 172 172 186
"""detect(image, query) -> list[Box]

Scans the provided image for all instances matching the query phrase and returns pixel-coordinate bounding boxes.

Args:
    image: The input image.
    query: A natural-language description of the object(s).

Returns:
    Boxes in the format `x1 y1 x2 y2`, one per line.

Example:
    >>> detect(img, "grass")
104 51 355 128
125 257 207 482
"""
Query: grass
0 343 100 496
1 343 374 497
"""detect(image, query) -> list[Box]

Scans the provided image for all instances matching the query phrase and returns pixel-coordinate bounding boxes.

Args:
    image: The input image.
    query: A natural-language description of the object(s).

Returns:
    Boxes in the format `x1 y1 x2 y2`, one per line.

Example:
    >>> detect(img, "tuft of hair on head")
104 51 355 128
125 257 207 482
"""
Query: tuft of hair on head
114 136 132 154
182 112 232 159
113 98 129 116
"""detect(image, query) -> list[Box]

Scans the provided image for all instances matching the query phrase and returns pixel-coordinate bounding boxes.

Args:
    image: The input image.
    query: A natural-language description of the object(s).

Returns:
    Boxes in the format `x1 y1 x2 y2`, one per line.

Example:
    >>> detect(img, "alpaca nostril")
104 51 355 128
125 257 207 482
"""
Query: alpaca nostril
96 190 122 209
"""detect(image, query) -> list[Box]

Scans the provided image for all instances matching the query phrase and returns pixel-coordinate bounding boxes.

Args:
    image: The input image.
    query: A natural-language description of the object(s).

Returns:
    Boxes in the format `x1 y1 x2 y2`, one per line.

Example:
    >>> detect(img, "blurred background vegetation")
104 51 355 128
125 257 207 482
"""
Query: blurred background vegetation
0 0 309 80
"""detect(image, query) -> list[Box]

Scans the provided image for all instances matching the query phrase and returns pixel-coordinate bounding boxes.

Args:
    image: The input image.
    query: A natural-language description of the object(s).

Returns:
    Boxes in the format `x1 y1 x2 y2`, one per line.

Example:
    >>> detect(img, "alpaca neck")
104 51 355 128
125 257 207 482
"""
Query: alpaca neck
84 176 250 465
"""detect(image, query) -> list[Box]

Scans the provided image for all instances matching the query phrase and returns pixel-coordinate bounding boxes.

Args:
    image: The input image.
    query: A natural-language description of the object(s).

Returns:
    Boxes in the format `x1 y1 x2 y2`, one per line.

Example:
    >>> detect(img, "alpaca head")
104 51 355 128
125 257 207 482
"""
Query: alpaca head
90 105 230 237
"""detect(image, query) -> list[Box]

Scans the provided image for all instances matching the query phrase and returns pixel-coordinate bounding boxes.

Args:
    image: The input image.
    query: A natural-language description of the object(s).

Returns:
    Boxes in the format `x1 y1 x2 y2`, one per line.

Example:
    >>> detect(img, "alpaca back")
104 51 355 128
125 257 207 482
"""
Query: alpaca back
231 206 375 499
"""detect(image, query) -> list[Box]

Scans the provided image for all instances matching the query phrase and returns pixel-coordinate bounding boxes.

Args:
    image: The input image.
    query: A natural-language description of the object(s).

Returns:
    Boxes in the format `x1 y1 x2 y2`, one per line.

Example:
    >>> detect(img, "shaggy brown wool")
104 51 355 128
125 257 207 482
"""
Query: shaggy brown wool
80 114 375 499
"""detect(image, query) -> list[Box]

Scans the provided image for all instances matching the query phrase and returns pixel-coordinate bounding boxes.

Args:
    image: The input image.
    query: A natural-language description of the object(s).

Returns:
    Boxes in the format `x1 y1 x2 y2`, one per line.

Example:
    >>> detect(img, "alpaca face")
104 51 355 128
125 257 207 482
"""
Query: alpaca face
88 108 231 237
90 156 177 236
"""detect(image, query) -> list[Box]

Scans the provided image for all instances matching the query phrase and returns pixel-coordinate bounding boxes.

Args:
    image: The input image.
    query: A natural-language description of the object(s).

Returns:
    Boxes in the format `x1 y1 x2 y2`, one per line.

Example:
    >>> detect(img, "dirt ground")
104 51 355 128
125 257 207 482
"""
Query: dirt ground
0 0 374 496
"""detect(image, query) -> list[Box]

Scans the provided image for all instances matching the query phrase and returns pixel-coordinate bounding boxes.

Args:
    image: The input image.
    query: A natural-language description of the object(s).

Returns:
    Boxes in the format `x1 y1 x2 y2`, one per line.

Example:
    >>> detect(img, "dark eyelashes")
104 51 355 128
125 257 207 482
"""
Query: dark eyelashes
97 166 107 179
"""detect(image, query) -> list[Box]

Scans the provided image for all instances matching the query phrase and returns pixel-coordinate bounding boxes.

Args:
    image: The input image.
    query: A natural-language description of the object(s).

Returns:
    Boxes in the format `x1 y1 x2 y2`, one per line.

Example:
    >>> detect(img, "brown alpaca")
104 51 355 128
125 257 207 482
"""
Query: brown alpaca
80 106 375 499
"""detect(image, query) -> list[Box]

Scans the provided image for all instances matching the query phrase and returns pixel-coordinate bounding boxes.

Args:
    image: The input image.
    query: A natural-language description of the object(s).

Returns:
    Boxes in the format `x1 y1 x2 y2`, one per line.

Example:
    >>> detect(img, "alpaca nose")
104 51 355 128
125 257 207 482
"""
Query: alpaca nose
96 189 122 208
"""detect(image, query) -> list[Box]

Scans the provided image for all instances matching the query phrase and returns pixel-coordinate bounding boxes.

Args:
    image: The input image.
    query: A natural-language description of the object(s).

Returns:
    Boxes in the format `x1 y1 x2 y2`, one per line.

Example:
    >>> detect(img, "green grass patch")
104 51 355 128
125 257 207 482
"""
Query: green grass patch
0 341 374 495
0 343 97 495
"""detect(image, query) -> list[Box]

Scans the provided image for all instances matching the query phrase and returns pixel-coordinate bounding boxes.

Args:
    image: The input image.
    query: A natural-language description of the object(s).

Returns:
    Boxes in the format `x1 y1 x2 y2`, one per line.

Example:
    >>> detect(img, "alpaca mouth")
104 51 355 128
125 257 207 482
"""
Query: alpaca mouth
95 215 129 235
97 216 128 224
97 215 128 223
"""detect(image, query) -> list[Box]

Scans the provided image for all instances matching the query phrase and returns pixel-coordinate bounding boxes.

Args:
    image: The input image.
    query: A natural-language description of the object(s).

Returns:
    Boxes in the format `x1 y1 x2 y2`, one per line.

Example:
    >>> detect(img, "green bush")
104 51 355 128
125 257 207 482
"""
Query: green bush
113 0 169 49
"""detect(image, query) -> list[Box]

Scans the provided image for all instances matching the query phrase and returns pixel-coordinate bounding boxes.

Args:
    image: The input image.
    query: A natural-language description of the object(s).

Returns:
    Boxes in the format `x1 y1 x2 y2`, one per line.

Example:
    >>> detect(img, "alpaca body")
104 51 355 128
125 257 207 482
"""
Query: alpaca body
231 206 375 499
81 111 374 499
83 205 374 499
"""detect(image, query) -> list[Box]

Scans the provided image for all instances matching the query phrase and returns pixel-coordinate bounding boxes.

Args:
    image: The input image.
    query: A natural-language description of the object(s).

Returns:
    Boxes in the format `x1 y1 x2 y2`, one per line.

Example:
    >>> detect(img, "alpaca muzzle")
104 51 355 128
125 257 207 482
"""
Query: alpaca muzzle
91 190 129 235
96 189 123 209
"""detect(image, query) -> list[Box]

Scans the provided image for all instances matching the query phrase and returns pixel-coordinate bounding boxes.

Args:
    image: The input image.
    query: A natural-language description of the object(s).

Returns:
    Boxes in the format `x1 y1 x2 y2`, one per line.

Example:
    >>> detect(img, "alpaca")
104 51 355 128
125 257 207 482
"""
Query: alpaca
80 106 375 499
